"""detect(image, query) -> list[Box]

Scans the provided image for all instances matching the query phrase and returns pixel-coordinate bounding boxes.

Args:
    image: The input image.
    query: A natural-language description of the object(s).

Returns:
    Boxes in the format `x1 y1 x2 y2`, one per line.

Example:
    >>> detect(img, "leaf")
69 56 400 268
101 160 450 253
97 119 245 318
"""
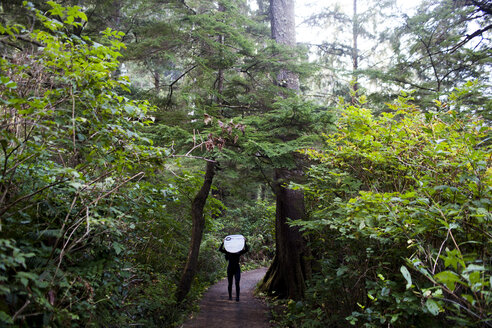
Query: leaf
434 271 461 291
336 266 348 277
425 299 440 316
463 264 485 273
16 272 37 287
462 294 474 305
77 11 88 22
400 265 412 289
0 311 13 324
113 242 123 255
468 271 481 285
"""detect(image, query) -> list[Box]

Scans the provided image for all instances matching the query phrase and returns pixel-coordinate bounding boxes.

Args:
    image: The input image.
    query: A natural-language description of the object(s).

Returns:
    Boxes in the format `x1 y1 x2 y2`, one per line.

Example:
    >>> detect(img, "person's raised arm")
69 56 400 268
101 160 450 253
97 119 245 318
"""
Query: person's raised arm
240 241 249 255
219 242 226 254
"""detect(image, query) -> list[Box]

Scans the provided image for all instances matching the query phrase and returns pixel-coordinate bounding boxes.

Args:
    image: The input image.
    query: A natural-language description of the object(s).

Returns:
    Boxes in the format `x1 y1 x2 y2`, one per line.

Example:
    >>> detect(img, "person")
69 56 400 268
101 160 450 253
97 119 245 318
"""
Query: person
219 238 249 302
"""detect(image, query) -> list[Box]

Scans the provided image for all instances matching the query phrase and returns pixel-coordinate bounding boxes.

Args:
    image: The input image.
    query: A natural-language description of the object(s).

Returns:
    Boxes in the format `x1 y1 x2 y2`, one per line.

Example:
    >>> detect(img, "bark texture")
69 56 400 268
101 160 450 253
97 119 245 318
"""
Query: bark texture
259 0 310 300
261 170 311 299
351 0 359 102
176 160 216 303
270 0 299 90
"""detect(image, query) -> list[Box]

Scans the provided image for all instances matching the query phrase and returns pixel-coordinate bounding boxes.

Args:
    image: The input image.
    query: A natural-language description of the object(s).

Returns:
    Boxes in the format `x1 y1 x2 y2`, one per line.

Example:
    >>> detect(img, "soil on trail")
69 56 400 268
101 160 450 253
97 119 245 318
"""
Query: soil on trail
181 267 271 328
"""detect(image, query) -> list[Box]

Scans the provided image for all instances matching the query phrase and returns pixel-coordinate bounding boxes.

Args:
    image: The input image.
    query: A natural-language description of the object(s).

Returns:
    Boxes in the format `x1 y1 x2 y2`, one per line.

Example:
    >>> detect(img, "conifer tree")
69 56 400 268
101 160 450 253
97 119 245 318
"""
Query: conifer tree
302 0 396 104
258 0 311 300
373 0 491 108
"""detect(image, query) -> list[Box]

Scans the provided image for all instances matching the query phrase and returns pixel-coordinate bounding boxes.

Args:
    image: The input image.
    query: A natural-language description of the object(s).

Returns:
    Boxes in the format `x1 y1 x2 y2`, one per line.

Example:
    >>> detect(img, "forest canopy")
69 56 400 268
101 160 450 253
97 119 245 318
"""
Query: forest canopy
0 0 490 327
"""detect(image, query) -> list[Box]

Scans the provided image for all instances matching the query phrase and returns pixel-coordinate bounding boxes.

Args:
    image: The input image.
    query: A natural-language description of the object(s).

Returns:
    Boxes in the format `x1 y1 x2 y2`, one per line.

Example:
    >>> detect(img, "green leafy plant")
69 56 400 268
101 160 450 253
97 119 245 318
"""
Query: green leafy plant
0 2 193 326
289 88 491 327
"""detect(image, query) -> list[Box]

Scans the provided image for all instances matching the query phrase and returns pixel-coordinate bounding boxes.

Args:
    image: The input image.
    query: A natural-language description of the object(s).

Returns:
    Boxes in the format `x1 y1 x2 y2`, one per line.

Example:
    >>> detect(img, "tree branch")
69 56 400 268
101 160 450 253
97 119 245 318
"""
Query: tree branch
0 179 69 218
166 65 197 106
445 23 492 54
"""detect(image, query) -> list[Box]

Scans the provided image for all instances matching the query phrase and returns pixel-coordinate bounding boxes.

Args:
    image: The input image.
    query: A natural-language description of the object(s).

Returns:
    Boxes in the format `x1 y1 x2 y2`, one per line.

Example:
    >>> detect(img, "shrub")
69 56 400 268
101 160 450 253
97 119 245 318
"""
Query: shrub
290 89 491 327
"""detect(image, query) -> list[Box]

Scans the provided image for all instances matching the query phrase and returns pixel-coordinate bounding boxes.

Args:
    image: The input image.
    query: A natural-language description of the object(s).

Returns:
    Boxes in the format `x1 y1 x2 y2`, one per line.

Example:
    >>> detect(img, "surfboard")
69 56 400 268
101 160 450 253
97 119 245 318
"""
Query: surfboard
224 235 245 253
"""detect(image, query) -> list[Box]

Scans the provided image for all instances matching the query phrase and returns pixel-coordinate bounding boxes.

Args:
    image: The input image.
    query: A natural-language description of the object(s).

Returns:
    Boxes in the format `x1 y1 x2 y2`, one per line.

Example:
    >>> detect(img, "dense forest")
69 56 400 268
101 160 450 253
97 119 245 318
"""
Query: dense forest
0 0 490 327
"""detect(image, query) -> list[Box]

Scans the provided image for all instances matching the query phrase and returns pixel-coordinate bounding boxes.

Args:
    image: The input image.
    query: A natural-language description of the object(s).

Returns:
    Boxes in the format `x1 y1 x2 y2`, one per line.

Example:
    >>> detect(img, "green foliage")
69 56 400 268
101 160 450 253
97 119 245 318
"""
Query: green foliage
242 96 335 170
372 0 492 109
4 0 490 327
215 200 275 264
285 88 491 327
0 3 200 327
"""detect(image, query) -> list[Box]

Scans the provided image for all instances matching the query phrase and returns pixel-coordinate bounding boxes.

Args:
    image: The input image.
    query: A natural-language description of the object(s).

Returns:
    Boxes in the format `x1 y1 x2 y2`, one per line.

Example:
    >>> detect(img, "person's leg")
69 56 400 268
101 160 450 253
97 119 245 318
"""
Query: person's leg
235 270 241 301
227 269 233 300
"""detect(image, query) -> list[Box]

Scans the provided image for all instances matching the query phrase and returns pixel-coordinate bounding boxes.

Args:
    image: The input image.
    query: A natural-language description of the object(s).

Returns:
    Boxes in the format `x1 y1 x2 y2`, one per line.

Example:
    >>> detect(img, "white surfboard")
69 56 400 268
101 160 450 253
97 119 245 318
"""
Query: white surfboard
224 234 245 253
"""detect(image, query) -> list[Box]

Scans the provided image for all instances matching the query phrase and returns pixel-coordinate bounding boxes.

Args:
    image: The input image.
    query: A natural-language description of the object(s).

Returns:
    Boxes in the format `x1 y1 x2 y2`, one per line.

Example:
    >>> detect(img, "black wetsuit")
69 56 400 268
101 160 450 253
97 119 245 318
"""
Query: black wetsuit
219 242 249 301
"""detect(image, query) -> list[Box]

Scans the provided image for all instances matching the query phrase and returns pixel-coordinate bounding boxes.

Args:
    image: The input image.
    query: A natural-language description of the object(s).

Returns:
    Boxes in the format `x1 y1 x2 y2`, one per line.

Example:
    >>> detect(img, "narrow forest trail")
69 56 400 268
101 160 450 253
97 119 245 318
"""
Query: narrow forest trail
181 267 271 328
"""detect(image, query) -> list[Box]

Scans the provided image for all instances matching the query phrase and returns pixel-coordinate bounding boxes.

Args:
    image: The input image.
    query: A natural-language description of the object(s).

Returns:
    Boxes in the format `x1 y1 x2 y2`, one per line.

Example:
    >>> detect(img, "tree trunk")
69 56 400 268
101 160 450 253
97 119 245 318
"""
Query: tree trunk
215 3 225 106
175 160 216 303
259 0 310 300
261 169 311 299
351 0 359 103
270 0 299 90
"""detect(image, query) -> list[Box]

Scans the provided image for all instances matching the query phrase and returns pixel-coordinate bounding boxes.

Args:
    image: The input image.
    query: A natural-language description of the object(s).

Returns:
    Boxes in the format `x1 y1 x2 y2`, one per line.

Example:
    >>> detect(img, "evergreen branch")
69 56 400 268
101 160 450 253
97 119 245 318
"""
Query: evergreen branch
179 0 196 15
166 65 197 106
255 158 275 194
217 104 251 110
418 35 441 92
173 154 216 162
465 0 492 15
445 23 492 54
385 76 436 92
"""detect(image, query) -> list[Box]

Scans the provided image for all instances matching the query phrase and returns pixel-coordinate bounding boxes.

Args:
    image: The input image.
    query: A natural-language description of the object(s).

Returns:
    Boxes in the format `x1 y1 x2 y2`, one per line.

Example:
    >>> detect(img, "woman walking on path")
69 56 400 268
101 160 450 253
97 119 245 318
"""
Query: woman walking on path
219 239 249 302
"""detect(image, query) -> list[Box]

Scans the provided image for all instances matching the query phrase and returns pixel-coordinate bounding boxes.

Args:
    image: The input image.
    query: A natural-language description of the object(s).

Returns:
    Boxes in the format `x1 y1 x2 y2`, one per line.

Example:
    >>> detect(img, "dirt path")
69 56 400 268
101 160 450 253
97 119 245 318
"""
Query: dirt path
181 267 271 328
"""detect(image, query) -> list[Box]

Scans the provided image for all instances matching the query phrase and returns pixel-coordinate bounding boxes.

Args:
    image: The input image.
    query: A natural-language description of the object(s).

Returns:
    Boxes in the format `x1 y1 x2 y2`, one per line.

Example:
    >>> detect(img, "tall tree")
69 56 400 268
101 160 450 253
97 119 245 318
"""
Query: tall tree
175 160 216 303
375 0 491 108
302 0 395 105
351 0 359 99
259 0 311 300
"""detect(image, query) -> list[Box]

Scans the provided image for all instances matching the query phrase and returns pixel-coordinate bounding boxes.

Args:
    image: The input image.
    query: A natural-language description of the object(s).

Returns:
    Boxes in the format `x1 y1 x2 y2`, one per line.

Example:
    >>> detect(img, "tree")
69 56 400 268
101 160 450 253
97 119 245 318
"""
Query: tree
172 0 262 302
258 0 311 300
175 160 216 303
0 3 183 325
375 0 491 108
302 0 396 105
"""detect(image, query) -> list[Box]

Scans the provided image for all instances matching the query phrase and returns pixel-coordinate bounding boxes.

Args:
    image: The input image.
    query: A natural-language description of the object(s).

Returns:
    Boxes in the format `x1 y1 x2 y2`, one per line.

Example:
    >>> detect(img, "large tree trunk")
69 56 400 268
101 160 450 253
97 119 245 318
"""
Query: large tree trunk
259 0 310 300
261 169 310 299
270 0 299 90
176 160 216 303
351 0 359 103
